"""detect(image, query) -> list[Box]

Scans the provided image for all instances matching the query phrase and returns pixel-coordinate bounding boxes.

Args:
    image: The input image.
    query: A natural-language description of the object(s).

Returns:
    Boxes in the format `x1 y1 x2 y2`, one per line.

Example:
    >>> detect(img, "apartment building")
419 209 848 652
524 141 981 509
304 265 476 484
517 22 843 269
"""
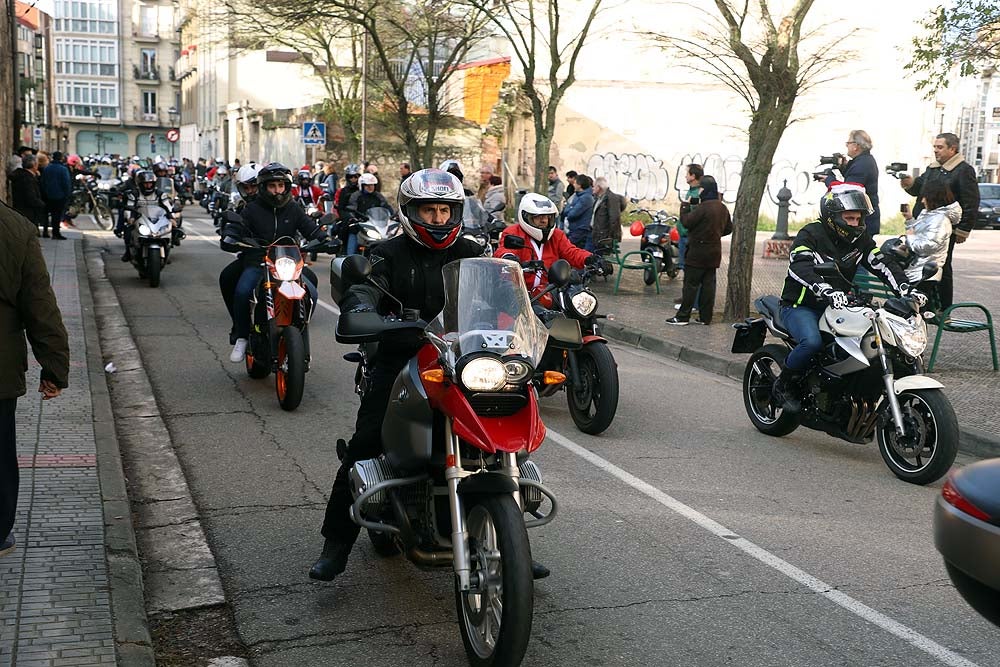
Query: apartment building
14 1 62 152
958 69 1000 183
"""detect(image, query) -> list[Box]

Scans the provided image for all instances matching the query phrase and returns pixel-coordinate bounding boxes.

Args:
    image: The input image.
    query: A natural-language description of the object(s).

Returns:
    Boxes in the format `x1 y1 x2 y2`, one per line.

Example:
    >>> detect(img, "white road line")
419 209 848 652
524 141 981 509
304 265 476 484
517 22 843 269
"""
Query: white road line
185 215 341 316
545 428 980 667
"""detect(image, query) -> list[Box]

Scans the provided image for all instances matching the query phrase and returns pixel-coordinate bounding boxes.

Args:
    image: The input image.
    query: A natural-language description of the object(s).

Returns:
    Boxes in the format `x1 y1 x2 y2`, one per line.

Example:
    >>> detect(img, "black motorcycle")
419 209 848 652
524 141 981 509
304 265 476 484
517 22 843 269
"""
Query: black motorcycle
502 236 620 435
66 173 112 229
630 207 680 285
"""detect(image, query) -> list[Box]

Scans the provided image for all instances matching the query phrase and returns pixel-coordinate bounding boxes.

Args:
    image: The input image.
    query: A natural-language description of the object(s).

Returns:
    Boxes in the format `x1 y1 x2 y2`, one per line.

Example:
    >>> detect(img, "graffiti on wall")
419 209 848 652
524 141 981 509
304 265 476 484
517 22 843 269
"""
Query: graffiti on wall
588 150 827 211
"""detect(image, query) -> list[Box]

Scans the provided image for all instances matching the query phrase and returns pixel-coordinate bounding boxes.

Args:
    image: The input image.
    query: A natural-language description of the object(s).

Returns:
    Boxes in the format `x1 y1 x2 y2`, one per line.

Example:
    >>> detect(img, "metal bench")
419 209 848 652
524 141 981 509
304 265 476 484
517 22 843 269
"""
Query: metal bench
852 273 998 372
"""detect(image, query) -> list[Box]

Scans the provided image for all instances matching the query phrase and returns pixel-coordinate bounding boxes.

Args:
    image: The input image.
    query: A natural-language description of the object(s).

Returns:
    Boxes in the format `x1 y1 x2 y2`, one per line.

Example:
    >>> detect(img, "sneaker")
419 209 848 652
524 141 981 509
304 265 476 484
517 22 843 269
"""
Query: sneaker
665 316 689 326
230 338 248 363
0 533 15 558
693 319 709 325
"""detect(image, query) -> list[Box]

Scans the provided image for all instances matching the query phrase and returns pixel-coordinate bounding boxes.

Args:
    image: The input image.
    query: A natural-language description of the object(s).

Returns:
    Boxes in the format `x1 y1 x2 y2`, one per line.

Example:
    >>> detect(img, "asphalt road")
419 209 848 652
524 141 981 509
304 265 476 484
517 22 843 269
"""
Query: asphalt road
98 209 1000 667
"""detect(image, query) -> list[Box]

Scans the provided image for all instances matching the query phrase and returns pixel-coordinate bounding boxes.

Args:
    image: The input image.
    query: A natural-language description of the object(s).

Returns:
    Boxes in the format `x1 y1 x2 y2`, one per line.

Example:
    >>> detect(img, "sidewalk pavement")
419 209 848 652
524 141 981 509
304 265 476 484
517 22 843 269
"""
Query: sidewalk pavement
0 235 153 667
593 233 1000 457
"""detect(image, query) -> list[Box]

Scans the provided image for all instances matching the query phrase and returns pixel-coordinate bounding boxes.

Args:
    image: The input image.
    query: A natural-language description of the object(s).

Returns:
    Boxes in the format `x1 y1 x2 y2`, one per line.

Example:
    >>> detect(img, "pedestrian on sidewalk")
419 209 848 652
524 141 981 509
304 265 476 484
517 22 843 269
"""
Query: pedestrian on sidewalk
666 175 732 326
547 166 563 210
590 176 623 250
0 202 70 557
9 154 47 235
562 174 595 249
39 151 71 240
824 130 880 235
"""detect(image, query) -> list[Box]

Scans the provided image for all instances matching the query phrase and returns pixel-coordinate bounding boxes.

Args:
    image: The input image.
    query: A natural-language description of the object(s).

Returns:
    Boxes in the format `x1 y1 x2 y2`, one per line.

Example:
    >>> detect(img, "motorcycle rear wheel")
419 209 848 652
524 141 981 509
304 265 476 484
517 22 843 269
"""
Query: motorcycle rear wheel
276 327 305 411
877 388 958 485
743 344 800 436
455 495 533 667
643 257 661 285
566 342 619 435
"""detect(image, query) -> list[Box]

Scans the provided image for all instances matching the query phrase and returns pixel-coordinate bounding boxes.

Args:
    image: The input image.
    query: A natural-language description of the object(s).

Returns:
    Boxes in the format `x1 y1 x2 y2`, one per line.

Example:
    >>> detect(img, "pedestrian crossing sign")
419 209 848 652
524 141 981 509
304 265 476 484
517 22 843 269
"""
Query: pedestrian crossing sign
302 121 326 146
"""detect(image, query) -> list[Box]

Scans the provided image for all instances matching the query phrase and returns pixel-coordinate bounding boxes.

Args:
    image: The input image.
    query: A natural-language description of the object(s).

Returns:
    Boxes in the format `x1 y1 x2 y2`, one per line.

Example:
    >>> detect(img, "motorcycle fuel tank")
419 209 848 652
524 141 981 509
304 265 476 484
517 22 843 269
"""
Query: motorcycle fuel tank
820 306 873 338
382 357 435 473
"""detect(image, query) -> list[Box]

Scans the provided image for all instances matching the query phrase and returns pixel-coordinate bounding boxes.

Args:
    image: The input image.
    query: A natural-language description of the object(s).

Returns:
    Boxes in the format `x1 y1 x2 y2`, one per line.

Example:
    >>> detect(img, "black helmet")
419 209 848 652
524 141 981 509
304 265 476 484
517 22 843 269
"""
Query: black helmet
135 170 156 195
257 162 293 208
880 236 915 269
820 184 872 242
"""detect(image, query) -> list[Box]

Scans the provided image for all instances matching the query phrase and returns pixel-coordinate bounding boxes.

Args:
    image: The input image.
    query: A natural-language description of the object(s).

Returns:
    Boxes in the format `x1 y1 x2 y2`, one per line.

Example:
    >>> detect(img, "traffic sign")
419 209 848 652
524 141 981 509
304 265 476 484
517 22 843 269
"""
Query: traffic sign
166 128 180 143
302 121 326 146
32 127 43 140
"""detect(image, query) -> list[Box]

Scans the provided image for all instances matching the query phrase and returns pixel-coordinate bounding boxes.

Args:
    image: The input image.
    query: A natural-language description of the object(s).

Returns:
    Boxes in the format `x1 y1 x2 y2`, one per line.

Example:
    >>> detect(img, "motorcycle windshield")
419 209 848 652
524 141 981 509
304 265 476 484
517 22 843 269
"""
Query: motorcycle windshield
365 207 395 235
463 197 489 230
142 206 171 234
428 258 549 367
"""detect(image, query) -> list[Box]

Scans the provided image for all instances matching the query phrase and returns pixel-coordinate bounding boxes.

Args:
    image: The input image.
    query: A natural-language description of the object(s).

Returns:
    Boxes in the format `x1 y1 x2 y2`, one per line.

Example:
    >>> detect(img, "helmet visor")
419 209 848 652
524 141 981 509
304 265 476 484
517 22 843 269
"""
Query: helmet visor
834 189 873 215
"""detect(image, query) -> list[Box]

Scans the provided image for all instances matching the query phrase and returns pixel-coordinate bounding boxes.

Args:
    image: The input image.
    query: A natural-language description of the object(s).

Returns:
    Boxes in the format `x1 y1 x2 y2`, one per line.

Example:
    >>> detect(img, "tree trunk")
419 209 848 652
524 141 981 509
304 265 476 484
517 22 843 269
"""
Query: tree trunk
723 98 795 320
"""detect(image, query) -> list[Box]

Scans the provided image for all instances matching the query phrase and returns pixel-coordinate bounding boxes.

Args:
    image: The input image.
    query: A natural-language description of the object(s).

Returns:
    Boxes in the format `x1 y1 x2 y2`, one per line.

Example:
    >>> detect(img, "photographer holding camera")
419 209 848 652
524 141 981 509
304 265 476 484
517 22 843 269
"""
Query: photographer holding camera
898 132 978 310
819 130 880 235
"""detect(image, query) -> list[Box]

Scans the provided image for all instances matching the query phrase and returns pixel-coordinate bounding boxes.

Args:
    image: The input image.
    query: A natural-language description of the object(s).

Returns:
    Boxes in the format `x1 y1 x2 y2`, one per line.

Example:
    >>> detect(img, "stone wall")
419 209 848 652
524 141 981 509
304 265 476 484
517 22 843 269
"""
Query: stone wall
1 2 15 202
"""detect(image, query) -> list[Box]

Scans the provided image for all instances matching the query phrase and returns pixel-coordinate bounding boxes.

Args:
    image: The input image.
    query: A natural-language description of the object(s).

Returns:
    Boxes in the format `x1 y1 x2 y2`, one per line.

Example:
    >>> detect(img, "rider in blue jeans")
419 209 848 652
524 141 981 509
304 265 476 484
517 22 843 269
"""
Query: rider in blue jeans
773 184 917 413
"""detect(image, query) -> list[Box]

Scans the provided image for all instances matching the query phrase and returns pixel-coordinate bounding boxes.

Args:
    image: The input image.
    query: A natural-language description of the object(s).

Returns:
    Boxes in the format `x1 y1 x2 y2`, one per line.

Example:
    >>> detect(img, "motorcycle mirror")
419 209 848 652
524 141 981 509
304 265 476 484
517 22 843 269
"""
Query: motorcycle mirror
341 254 372 283
503 235 526 250
547 259 572 287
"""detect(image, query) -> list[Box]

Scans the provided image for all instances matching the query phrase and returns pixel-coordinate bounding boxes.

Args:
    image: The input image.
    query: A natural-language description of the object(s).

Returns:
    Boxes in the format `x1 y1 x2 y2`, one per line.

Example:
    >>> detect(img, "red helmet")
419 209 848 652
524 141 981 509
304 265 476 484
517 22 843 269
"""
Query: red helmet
397 169 465 250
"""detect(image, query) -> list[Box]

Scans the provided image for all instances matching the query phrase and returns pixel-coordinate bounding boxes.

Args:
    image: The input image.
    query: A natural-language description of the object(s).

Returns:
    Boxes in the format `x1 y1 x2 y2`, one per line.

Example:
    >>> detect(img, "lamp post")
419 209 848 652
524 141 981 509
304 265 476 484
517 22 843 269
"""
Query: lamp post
167 106 179 159
93 110 103 155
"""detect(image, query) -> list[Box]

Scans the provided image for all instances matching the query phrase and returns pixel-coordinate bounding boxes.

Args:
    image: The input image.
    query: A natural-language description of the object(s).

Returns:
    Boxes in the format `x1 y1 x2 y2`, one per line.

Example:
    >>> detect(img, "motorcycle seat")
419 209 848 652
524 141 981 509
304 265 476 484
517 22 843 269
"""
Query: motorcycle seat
755 295 792 337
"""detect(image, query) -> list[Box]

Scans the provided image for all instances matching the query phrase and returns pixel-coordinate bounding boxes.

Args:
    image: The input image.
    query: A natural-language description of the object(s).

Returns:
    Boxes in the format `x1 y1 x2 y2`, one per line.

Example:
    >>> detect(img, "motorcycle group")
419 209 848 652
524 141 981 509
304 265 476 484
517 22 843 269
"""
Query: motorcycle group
98 150 996 663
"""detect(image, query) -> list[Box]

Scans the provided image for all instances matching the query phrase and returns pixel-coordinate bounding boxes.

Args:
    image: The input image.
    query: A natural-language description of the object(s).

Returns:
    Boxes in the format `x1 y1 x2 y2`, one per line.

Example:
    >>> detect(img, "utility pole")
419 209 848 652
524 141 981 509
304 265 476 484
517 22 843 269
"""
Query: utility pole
360 31 367 164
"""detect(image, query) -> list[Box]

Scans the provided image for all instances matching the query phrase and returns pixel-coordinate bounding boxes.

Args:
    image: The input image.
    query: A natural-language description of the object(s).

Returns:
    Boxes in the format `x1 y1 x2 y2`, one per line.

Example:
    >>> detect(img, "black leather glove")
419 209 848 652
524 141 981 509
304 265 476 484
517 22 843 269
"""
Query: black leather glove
601 259 614 276
585 254 602 268
348 304 374 314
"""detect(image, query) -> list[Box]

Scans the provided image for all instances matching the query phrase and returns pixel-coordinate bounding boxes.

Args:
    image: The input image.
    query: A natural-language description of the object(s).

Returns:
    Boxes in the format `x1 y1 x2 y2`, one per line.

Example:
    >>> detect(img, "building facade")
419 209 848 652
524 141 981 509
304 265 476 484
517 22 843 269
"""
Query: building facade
14 1 62 152
53 0 180 157
958 69 1000 183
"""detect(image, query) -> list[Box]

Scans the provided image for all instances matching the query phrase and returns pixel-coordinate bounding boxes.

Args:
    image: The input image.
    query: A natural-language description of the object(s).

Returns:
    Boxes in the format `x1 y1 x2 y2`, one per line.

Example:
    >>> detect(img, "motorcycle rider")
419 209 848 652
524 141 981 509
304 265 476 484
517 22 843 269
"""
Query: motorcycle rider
494 193 610 288
342 173 391 255
115 169 177 262
292 169 324 210
309 169 556 583
226 163 328 363
772 183 918 413
220 163 262 343
334 163 361 222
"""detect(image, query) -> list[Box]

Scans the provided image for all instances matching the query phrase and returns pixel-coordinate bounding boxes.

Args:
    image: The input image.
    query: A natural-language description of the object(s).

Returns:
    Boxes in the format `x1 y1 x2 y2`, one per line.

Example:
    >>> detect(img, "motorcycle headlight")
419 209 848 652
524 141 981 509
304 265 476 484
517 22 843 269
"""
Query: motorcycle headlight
138 223 151 236
645 234 659 242
886 317 927 357
361 228 382 242
273 256 299 281
503 360 532 384
460 357 507 392
570 290 598 317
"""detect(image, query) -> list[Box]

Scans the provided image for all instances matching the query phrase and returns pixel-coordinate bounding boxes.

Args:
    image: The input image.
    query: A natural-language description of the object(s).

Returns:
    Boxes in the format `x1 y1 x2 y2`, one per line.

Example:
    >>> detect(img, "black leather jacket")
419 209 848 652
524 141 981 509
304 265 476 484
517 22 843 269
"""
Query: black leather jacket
222 198 326 263
340 235 487 321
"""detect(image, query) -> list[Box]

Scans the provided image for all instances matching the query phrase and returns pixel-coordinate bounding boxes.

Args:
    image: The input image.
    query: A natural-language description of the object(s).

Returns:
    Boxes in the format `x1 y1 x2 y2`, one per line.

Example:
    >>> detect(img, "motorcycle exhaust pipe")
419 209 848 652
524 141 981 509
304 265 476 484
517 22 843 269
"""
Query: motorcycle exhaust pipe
407 547 453 566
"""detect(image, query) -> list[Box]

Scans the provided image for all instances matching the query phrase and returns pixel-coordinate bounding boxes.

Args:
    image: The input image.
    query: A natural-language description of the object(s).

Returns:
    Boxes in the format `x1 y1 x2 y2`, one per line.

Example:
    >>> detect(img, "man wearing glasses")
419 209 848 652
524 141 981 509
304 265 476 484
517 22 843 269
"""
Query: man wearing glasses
825 130 880 235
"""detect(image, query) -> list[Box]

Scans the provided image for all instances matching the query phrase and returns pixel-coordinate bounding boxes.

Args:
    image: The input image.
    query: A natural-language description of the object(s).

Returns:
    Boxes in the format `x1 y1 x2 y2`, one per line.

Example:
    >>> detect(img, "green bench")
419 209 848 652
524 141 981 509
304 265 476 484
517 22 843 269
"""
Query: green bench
852 273 998 372
596 240 662 294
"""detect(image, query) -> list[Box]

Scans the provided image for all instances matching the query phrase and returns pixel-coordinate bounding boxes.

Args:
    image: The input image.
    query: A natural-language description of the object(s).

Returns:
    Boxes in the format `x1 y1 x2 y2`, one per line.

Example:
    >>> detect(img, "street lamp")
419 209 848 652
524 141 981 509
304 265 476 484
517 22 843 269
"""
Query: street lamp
93 110 103 155
167 106 179 159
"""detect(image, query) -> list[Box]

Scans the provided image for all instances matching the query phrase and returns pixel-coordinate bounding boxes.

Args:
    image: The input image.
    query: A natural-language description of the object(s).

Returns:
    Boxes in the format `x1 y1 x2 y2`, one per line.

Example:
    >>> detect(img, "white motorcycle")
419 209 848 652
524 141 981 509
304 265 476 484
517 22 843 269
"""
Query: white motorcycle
128 205 173 288
733 262 958 485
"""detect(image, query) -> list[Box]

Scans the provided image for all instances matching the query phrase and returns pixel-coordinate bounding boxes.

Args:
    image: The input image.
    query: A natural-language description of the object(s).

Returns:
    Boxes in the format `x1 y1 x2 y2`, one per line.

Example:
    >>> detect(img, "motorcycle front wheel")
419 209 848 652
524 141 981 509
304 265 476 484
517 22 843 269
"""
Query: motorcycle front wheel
276 327 306 411
566 342 619 435
455 494 533 667
643 257 661 285
743 344 800 436
146 249 161 288
877 389 958 485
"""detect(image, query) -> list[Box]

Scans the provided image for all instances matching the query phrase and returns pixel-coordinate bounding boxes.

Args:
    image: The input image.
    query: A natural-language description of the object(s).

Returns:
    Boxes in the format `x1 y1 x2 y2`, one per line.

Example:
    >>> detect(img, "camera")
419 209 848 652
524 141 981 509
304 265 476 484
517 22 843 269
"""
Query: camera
885 162 909 179
812 153 846 182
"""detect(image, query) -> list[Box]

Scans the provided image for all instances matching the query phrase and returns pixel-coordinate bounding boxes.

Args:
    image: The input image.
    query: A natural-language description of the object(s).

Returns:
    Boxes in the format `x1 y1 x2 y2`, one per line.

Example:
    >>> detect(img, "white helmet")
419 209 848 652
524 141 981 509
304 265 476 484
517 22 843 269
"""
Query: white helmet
397 169 465 250
235 162 260 198
359 172 378 186
517 193 559 242
216 165 229 176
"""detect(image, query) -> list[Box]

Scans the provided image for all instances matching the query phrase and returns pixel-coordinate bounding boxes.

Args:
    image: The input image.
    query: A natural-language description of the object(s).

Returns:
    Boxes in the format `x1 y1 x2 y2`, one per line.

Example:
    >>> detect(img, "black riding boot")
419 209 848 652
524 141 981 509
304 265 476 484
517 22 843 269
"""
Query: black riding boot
772 368 804 414
309 539 354 581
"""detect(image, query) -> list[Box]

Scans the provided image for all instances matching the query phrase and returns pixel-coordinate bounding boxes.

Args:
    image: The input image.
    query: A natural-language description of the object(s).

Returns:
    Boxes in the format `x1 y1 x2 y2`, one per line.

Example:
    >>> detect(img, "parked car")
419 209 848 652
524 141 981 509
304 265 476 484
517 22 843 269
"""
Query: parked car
976 183 1000 230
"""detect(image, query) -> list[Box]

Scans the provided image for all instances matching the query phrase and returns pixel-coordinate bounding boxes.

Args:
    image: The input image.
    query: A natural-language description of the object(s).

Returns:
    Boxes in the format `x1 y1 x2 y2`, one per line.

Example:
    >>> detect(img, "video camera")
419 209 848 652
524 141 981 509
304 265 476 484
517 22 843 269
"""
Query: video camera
885 162 909 179
812 153 846 182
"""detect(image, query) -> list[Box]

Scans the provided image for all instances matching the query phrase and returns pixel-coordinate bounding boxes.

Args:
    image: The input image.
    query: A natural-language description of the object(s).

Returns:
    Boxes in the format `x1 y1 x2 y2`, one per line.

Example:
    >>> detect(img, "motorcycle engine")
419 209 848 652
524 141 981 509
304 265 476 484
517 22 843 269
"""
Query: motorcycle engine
350 457 397 512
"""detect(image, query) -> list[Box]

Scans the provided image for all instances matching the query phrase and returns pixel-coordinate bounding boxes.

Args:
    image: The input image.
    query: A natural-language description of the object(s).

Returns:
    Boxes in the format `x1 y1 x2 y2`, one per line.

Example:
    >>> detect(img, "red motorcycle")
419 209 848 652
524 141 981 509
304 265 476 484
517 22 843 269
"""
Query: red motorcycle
334 256 567 666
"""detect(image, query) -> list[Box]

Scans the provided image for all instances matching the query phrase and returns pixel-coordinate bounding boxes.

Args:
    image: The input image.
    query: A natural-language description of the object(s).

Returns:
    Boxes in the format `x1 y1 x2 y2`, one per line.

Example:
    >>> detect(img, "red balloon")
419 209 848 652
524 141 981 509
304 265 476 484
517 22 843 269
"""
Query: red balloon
630 220 645 237
670 227 680 243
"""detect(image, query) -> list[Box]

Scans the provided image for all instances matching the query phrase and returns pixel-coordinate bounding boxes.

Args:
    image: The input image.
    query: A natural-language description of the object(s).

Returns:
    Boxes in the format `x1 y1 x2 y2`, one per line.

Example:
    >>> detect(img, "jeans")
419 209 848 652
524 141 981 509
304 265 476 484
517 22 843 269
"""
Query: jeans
347 232 360 256
1 399 17 541
781 304 826 371
677 236 687 269
233 266 319 339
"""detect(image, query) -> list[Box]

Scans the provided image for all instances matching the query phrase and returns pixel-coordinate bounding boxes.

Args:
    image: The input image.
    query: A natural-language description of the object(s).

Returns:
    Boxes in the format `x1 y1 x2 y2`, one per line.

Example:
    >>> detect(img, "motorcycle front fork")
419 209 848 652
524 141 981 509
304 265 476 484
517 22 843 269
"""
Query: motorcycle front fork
444 419 522 592
873 325 907 435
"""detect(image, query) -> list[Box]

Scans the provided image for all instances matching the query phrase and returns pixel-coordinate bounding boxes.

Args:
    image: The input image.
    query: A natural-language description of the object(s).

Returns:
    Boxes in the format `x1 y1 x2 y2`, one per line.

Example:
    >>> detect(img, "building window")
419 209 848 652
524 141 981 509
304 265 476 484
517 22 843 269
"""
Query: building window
54 38 117 76
56 80 118 119
140 6 157 36
142 91 157 118
54 0 118 35
140 49 157 76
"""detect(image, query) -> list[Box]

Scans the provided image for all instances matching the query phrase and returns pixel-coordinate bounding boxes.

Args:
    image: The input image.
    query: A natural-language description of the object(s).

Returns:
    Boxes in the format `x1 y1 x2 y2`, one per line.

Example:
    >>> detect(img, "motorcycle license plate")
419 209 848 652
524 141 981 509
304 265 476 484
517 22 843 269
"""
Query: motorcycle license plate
649 248 663 258
731 319 766 353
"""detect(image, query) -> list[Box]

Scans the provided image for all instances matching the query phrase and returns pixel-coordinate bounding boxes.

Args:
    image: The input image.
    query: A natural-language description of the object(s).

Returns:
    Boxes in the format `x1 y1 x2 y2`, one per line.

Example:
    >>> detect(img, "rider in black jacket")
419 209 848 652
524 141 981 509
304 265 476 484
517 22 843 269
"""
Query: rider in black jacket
225 163 327 363
308 169 560 585
773 184 916 412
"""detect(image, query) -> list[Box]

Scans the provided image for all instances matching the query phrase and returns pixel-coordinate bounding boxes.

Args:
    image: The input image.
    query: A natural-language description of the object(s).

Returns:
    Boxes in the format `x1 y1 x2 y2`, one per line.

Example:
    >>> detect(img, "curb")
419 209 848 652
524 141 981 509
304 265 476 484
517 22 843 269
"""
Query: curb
76 240 156 667
82 235 227 616
601 320 1000 458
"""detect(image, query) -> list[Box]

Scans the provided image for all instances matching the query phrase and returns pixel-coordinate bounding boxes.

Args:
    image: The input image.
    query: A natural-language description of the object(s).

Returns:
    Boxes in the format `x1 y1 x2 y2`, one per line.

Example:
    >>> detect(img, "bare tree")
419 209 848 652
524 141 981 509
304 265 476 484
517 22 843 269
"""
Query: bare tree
906 0 1000 97
466 0 604 192
650 1 853 320
233 0 493 169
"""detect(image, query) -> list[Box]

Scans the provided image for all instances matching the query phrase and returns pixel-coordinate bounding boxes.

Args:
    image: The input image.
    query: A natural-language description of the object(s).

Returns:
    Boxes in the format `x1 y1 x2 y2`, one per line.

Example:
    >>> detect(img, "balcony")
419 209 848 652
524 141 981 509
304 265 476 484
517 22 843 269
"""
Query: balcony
131 107 163 125
133 30 160 43
134 64 160 83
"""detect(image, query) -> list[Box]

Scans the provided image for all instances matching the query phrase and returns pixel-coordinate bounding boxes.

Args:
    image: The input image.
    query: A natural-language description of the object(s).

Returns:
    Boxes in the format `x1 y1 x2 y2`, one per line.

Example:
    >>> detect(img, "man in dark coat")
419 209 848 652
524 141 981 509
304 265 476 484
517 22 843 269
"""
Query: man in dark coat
0 202 70 557
900 132 979 309
666 175 733 326
590 176 623 249
39 151 71 239
825 130 880 235
9 154 46 233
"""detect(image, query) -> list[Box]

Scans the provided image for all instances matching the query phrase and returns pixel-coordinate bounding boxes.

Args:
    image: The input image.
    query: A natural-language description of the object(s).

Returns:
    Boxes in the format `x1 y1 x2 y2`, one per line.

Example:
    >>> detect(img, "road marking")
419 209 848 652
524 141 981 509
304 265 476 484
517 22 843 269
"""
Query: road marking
185 214 341 315
545 428 980 667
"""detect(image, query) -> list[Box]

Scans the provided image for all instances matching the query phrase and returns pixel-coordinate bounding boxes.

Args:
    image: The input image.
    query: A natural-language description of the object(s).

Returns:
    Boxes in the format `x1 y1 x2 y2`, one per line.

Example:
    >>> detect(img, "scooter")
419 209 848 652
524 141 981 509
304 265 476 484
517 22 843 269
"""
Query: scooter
629 208 680 285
